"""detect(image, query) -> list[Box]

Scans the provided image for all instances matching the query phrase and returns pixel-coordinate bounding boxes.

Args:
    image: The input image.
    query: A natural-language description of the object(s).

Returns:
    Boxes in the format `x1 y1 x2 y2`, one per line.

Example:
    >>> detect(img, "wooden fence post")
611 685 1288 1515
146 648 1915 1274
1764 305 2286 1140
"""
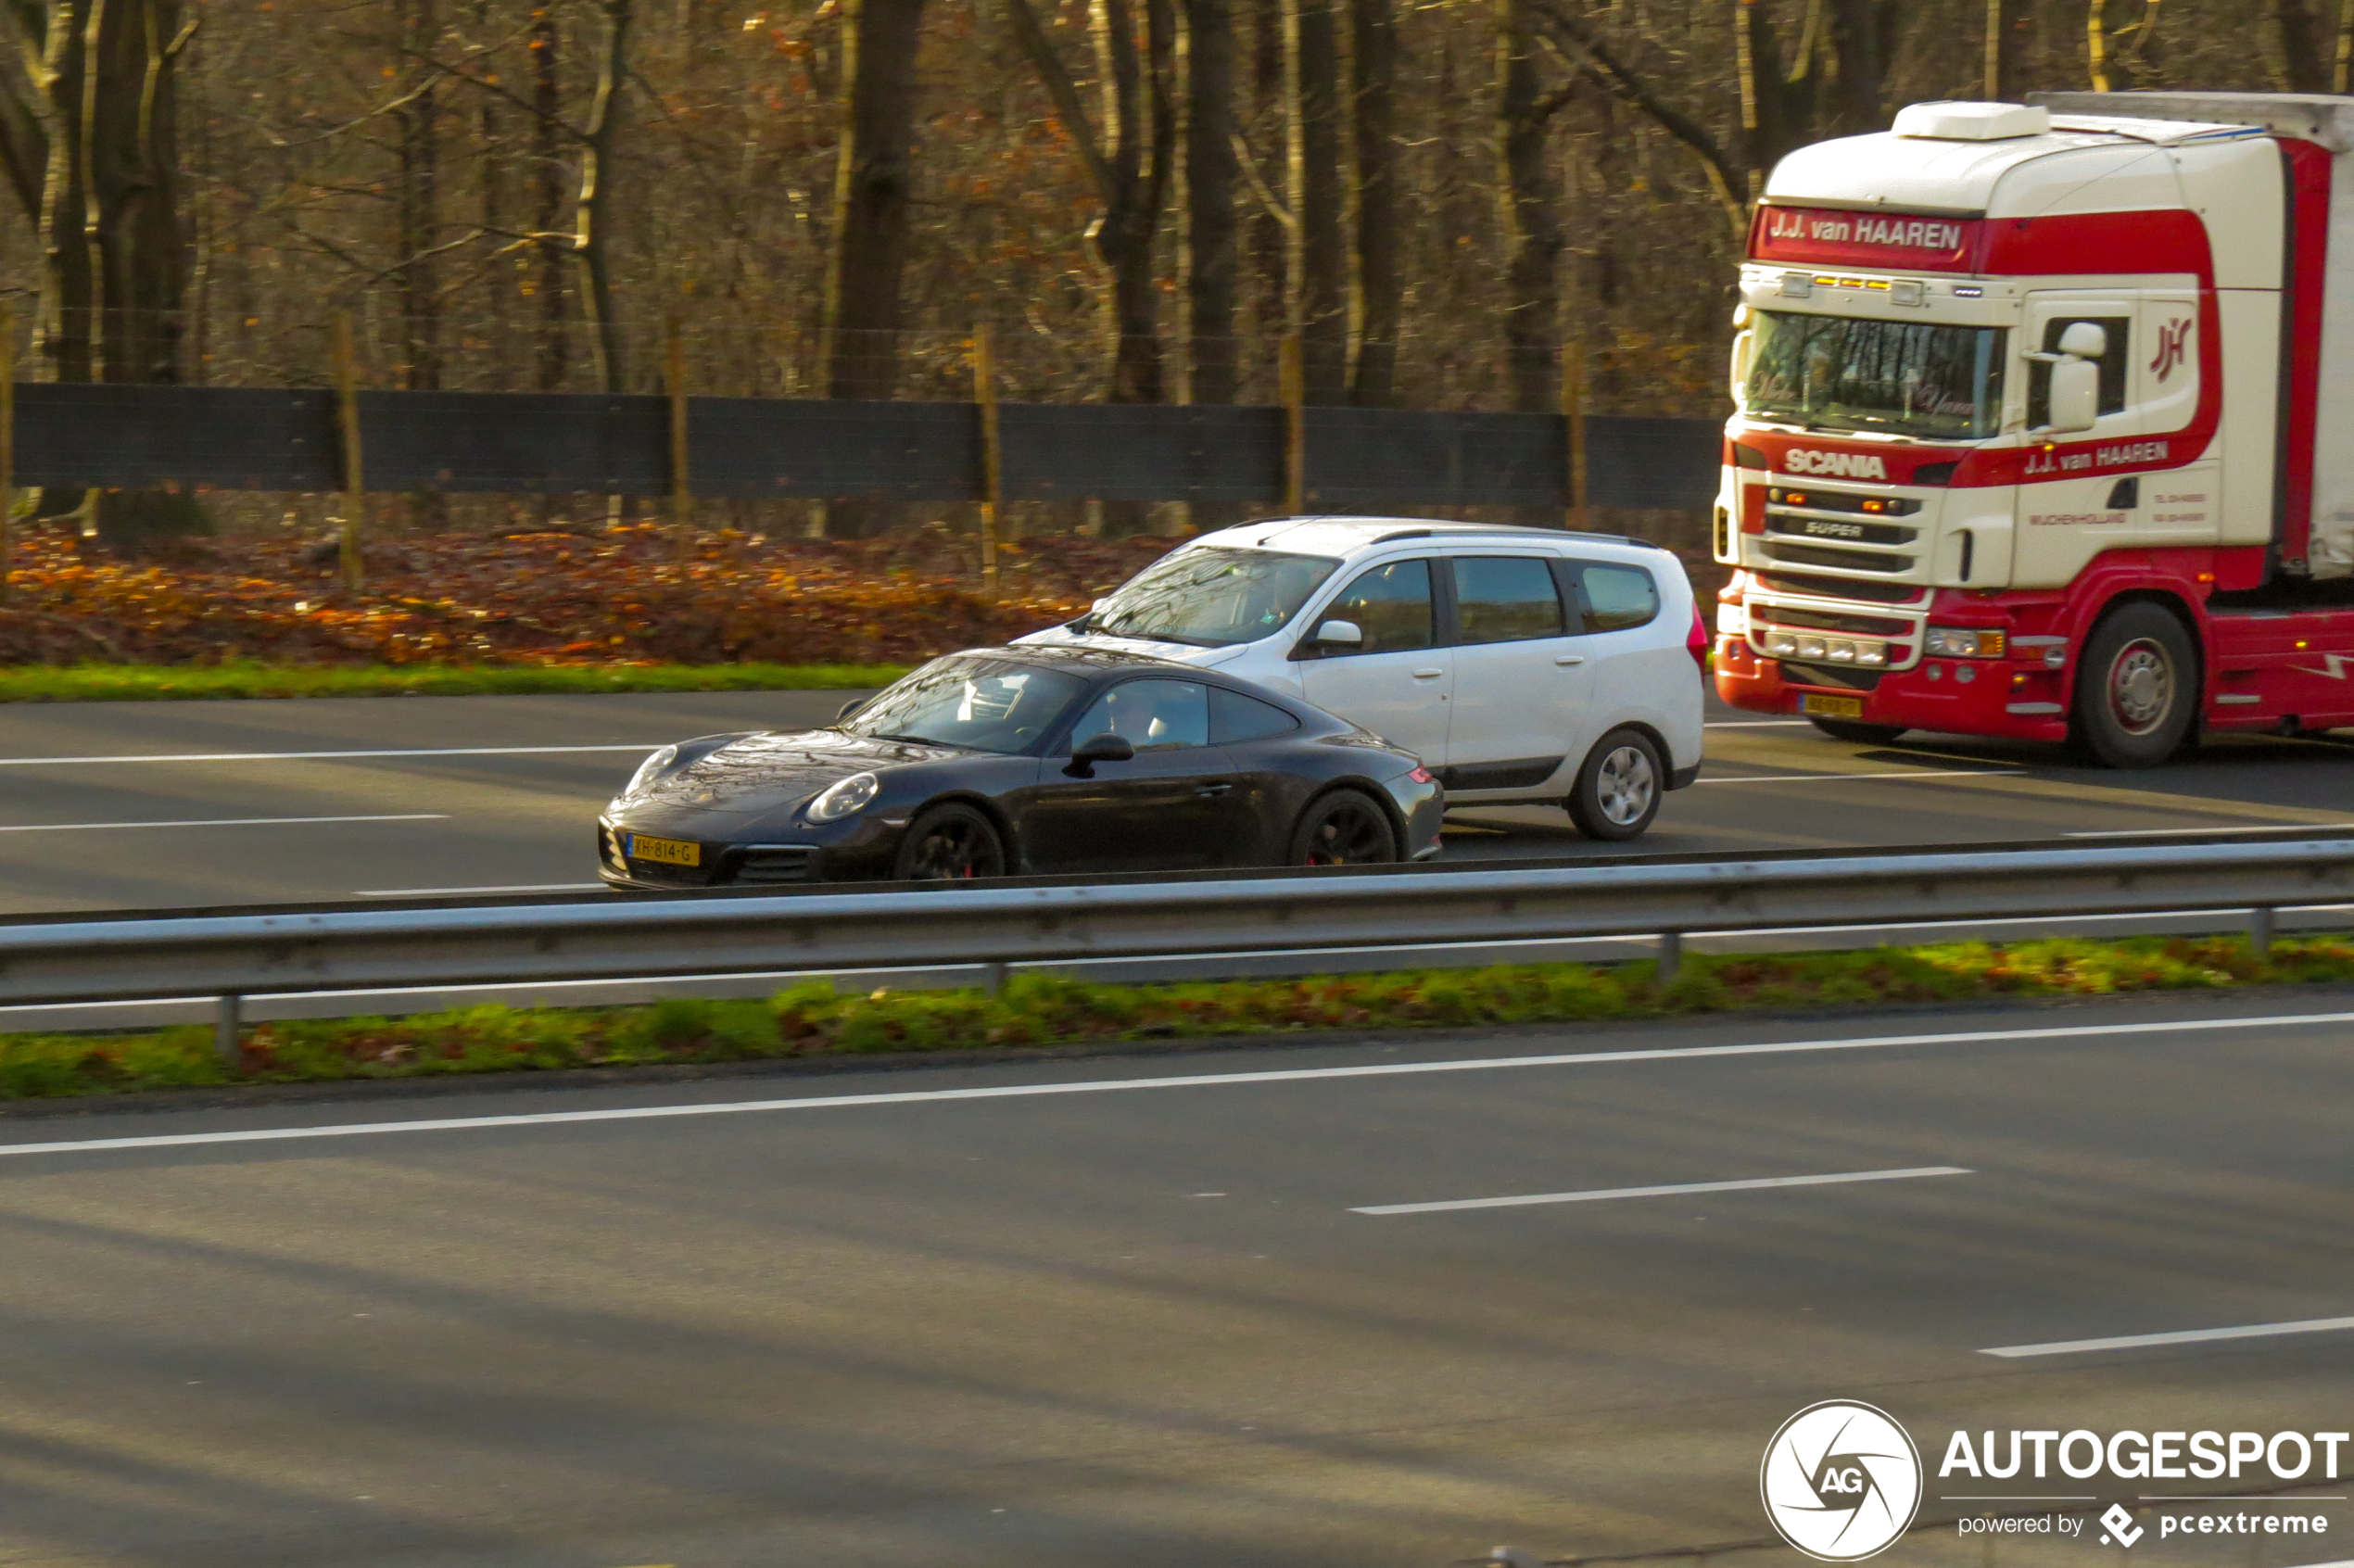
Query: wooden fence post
0 300 15 605
665 310 692 556
1562 343 1589 531
1280 334 1306 514
973 323 1002 593
332 312 365 593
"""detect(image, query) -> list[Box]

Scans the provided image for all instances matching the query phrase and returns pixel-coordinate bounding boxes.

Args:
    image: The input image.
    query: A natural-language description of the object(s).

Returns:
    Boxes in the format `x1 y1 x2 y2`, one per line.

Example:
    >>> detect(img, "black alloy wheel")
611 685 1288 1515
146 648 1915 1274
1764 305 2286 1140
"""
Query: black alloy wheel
1808 717 1908 745
1565 727 1664 841
2071 602 2197 768
1289 790 1399 866
892 803 1008 881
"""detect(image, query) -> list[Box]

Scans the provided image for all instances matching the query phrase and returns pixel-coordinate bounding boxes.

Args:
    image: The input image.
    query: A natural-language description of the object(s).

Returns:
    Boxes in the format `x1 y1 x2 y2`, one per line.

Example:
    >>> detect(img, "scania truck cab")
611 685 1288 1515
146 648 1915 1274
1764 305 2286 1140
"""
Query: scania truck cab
1713 92 2354 765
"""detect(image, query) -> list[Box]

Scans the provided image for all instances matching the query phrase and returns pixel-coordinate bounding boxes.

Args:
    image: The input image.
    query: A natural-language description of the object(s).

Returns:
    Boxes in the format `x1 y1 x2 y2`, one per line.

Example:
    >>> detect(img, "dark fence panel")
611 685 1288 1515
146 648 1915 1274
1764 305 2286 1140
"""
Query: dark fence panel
17 385 338 490
999 403 1285 503
1306 408 1566 509
692 398 979 500
1584 415 1724 511
361 392 668 493
4 384 1725 510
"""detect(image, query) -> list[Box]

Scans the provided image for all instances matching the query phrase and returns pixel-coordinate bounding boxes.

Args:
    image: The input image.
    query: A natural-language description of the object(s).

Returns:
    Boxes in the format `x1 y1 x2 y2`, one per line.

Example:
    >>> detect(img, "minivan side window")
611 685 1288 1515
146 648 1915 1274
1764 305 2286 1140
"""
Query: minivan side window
1575 563 1659 632
1451 557 1566 645
1317 559 1434 653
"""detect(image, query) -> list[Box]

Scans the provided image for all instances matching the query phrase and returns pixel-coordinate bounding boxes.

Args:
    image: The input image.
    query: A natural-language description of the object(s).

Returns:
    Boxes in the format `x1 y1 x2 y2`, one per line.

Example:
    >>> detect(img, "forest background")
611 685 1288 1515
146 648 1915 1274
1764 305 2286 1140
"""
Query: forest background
0 0 2336 666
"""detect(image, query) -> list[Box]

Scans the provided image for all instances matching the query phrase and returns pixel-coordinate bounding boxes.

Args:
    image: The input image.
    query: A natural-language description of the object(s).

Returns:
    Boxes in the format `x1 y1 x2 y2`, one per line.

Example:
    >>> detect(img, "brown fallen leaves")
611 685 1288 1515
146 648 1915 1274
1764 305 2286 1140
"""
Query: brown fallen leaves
0 522 1179 666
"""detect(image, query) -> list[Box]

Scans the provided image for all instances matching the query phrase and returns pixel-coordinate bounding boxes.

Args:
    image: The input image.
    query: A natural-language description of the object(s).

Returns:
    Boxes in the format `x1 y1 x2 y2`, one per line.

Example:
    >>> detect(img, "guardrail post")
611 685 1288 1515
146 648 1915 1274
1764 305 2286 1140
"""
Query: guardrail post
984 960 1009 997
1657 930 1683 982
214 993 243 1066
2250 905 2275 958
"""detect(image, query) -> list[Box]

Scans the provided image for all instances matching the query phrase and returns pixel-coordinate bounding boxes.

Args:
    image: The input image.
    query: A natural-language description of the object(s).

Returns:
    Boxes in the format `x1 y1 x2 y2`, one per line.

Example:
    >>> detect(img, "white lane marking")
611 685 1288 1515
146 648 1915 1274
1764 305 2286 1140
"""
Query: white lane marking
1981 1315 2354 1359
0 814 447 833
1351 1165 1970 1215
356 882 608 897
0 745 667 766
1695 768 2024 784
3 1009 2350 1161
2067 823 2354 838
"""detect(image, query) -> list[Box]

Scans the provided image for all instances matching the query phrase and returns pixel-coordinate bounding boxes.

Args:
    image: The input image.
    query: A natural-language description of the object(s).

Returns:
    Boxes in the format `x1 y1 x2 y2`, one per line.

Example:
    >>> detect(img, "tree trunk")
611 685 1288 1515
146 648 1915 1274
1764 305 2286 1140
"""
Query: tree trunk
531 0 567 390
1348 0 1397 407
398 0 444 391
576 0 631 394
1247 0 1285 369
0 0 205 547
1820 0 1890 133
1495 0 1561 416
1983 0 2024 97
1285 0 1344 401
2274 0 2333 90
822 0 927 401
1184 0 1237 406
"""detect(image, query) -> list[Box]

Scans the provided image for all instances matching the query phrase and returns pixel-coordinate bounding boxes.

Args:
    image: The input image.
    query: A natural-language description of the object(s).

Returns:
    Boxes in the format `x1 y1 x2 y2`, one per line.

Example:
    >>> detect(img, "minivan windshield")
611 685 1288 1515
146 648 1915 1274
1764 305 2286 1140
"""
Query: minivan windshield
840 655 1087 753
1744 310 2006 440
1089 547 1342 648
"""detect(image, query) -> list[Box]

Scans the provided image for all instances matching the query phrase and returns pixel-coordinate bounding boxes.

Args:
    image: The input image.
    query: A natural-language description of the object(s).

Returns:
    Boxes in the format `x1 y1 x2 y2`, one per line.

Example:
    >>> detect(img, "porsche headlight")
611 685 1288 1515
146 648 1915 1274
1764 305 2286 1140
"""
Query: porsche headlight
623 745 678 798
806 771 880 824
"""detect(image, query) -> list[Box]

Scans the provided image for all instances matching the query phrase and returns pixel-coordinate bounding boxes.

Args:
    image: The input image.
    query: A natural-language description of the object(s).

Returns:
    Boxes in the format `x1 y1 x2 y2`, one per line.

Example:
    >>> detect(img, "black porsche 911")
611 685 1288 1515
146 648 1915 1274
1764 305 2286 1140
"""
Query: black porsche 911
598 645 1444 887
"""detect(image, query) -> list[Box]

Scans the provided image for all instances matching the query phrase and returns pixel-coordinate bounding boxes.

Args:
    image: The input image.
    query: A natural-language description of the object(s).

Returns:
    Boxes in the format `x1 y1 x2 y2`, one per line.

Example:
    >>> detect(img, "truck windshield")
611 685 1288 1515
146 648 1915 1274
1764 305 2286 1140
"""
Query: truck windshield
1744 311 2006 440
1089 547 1341 648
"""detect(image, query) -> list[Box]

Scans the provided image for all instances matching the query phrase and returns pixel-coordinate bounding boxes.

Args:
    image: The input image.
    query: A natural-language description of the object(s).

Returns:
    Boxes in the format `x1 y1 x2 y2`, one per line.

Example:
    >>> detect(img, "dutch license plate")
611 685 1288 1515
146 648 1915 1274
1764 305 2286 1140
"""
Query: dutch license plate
1799 693 1864 720
626 833 701 867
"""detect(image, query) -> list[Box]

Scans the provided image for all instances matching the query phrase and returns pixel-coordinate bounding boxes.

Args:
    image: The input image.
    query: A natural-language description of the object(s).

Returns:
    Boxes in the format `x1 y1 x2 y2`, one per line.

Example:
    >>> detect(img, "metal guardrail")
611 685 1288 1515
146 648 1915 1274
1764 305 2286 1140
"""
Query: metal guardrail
1 837 2350 1056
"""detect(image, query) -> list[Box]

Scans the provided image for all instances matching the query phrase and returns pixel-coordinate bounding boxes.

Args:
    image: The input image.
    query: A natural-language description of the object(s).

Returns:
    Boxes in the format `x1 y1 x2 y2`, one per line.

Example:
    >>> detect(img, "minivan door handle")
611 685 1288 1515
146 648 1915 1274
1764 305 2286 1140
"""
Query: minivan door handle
1554 653 1586 666
1411 667 1445 679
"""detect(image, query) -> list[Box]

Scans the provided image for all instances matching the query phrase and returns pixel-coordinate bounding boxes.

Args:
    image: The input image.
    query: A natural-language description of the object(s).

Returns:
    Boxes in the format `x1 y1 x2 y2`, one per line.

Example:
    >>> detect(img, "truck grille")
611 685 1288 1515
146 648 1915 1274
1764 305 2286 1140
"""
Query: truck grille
1755 570 1925 605
1766 512 1918 547
1763 540 1915 574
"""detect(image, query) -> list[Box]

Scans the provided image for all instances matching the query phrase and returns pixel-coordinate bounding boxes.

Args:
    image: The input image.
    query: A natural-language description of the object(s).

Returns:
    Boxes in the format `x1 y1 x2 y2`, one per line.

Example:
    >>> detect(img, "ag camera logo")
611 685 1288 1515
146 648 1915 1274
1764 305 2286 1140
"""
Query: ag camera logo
1762 1400 1924 1561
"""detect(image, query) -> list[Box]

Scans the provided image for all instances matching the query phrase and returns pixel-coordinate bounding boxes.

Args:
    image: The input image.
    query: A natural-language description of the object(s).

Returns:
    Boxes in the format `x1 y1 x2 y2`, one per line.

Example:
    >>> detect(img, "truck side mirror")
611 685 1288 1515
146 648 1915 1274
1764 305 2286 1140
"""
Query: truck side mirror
1729 330 1755 407
2047 357 2100 434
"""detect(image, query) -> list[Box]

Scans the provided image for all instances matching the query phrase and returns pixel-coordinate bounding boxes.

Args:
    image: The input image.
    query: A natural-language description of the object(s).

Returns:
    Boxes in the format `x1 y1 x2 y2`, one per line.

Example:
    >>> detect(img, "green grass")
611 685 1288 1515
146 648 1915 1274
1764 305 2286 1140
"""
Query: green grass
0 661 910 702
2 934 2346 1103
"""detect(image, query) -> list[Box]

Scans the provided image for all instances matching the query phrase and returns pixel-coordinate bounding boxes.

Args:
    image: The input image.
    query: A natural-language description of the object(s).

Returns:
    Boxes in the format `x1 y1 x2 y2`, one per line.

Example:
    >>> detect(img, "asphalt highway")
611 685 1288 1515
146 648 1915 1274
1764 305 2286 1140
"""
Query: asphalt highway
0 689 2351 915
2 991 2350 1567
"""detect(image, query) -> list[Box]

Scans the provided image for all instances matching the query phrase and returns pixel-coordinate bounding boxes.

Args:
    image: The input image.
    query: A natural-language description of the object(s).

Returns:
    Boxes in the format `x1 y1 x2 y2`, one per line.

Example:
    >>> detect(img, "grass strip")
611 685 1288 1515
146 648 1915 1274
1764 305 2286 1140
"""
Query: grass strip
2 934 2348 1102
0 661 909 702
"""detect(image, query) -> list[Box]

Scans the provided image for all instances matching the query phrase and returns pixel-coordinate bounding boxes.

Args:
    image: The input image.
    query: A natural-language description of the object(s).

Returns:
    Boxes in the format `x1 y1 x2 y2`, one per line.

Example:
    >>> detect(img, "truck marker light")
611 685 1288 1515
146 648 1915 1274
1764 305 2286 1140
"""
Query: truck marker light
1953 285 1984 297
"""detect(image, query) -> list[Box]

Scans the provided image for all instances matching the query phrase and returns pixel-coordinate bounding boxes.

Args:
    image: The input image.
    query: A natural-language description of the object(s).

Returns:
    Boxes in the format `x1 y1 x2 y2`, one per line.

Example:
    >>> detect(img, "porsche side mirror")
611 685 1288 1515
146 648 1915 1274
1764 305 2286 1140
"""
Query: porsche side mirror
1064 732 1135 778
835 698 867 724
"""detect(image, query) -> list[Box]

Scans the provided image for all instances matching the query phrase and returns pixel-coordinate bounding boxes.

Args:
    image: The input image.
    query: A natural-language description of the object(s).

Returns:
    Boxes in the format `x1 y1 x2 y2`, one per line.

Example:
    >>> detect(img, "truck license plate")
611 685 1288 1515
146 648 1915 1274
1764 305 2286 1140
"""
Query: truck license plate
1799 694 1863 720
626 833 701 866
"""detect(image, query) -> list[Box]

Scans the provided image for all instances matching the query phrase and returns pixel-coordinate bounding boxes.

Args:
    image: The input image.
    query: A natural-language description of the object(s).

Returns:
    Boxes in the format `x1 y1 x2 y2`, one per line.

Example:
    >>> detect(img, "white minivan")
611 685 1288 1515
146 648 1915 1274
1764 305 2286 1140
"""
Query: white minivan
1018 517 1707 839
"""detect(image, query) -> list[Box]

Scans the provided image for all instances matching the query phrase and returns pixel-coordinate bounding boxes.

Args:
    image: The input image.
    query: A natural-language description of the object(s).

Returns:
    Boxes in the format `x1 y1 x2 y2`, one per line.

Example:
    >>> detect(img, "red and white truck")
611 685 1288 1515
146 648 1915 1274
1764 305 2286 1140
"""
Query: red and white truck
1713 91 2354 765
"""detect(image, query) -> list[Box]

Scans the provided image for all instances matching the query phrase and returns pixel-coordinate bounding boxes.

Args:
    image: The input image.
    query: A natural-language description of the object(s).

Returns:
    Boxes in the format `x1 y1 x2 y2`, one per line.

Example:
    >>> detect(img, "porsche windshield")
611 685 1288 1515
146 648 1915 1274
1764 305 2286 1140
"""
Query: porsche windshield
841 657 1087 753
1092 547 1341 647
1744 311 2006 440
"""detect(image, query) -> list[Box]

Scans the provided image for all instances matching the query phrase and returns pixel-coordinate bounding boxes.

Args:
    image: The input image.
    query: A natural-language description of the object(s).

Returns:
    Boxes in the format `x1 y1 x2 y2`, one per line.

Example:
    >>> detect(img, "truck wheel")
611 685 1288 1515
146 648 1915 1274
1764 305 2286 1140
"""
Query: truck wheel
1565 728 1663 841
2072 603 2197 768
1808 718 1908 745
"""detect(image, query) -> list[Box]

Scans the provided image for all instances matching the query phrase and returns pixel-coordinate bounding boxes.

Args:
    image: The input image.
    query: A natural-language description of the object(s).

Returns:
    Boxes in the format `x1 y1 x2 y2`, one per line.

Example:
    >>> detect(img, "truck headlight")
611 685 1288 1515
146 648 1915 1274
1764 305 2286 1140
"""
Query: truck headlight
1716 601 1749 636
1925 626 2006 658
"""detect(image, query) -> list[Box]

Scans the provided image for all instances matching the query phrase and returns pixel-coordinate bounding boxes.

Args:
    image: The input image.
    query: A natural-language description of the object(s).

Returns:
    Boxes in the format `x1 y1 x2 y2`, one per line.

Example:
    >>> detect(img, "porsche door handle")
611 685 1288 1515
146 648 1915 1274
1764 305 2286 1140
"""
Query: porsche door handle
1195 782 1234 796
1411 667 1445 679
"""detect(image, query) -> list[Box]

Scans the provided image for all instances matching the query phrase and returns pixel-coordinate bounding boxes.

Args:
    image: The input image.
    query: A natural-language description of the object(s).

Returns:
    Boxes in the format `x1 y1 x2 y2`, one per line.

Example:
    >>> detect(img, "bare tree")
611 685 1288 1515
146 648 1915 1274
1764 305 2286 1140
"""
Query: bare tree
531 0 568 389
1349 0 1398 405
821 0 927 400
1286 0 1344 398
1004 0 1178 402
1496 0 1567 413
1184 0 1239 405
575 0 632 391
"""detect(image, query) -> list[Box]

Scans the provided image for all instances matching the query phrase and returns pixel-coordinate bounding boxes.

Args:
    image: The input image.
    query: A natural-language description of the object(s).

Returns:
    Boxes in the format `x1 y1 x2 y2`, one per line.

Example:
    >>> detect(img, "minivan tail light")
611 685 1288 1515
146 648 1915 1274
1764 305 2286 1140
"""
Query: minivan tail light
1687 606 1710 672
